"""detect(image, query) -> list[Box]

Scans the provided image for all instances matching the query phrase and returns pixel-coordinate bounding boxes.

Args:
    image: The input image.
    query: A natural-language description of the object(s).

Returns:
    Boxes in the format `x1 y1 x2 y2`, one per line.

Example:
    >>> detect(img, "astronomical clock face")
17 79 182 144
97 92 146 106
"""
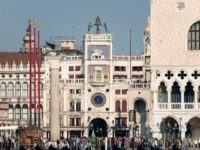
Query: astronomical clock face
88 45 110 59
91 93 106 107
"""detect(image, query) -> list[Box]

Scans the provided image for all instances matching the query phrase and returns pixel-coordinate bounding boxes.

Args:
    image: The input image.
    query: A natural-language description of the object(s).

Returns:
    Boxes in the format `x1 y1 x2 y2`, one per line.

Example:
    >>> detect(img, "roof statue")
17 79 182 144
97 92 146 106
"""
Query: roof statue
87 16 109 34
95 16 101 34
43 41 61 56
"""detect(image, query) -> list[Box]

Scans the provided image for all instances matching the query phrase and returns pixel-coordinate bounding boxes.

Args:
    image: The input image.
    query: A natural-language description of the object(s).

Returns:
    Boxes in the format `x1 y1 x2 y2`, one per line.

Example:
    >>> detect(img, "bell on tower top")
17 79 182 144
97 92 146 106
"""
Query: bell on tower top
87 16 109 34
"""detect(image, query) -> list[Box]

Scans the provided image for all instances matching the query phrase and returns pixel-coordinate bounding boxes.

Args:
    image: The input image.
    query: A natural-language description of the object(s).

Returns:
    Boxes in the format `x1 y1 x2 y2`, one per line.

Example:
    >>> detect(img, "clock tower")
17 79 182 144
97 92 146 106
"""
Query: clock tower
83 16 114 137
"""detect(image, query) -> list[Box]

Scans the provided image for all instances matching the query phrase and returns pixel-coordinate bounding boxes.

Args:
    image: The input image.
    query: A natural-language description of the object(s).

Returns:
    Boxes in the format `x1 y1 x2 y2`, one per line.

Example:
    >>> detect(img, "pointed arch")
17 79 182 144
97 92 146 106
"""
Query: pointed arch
184 81 194 103
171 81 181 103
158 81 168 103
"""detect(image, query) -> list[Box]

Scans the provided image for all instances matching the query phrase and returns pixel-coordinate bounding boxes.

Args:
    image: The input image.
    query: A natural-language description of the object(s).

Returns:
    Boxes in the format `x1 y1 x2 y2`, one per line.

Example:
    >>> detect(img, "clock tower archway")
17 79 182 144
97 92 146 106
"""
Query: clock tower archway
89 118 108 137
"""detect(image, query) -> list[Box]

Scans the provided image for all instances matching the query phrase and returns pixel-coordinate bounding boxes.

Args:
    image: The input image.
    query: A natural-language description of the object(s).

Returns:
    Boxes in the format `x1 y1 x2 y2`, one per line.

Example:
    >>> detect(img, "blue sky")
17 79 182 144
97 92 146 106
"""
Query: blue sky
0 0 149 54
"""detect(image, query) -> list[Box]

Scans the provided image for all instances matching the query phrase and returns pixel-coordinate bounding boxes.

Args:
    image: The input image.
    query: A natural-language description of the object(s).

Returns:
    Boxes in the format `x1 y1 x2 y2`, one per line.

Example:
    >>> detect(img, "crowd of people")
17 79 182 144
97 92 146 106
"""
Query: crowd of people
0 135 200 150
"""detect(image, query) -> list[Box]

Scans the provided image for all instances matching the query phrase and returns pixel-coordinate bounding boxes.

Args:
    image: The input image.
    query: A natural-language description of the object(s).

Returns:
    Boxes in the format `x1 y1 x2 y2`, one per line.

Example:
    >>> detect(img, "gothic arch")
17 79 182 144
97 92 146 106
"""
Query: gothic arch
156 80 168 90
183 80 195 87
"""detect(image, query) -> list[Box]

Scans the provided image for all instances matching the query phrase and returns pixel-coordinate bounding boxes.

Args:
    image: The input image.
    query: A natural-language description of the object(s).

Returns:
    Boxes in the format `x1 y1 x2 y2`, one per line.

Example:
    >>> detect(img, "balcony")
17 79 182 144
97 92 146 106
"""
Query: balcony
66 79 84 84
185 103 194 109
157 102 200 110
158 103 168 109
113 79 128 83
129 82 150 89
171 103 181 109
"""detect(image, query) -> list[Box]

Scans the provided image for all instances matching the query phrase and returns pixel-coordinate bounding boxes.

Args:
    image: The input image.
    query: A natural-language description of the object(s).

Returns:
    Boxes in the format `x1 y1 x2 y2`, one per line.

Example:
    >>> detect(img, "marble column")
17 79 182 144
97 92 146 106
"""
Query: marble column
49 58 60 142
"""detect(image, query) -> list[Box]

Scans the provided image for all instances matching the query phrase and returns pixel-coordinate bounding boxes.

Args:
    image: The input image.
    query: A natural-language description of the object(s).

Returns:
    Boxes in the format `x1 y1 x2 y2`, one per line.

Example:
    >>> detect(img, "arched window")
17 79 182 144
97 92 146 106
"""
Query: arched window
0 82 6 98
171 82 181 103
22 104 28 119
22 82 28 98
37 104 43 119
15 104 21 119
15 82 21 98
8 82 14 98
9 104 14 119
198 86 200 103
70 99 75 112
122 100 127 112
115 100 120 112
31 104 34 119
40 82 43 97
158 82 168 103
184 81 194 103
76 99 81 112
188 21 200 50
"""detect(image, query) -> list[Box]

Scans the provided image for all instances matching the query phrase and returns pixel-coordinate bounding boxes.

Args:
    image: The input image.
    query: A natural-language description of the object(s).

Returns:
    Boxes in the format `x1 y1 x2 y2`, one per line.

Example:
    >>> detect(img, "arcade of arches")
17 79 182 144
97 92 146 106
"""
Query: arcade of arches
159 117 200 139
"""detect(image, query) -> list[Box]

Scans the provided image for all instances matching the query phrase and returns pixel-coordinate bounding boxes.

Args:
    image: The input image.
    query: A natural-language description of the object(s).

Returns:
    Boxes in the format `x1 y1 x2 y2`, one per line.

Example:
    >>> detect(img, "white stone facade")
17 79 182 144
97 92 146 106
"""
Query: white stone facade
151 0 200 139
1 0 200 140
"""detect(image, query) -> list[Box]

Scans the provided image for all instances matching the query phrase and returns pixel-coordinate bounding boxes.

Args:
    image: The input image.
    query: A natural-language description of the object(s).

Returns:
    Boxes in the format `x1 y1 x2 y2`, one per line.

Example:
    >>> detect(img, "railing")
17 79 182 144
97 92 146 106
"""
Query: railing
66 79 84 83
158 103 168 109
113 56 143 61
113 79 128 83
130 83 150 89
171 103 181 109
63 56 82 60
185 103 194 109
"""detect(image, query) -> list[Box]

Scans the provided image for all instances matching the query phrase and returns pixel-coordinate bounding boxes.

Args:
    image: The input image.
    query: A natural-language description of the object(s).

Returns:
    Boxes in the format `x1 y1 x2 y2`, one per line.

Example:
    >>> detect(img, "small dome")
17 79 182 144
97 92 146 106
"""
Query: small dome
23 30 34 42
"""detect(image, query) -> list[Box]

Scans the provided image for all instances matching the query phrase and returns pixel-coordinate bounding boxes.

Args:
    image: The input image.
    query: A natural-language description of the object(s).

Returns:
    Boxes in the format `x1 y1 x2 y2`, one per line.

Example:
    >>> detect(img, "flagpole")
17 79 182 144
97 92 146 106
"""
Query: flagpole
33 19 37 126
37 21 41 128
130 29 132 81
29 17 32 126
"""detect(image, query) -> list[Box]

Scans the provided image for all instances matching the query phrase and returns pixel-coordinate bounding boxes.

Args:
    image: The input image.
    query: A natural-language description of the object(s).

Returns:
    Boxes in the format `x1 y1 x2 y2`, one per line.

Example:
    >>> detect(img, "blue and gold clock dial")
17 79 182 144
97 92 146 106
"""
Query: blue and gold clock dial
91 93 106 107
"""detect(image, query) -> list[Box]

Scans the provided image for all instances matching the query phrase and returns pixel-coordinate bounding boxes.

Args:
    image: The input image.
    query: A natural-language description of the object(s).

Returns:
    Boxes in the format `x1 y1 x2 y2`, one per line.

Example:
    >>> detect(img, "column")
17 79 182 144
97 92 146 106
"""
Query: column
153 91 158 110
194 90 198 109
84 128 88 137
181 130 186 140
63 131 67 138
50 59 60 142
181 89 184 109
168 90 171 109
